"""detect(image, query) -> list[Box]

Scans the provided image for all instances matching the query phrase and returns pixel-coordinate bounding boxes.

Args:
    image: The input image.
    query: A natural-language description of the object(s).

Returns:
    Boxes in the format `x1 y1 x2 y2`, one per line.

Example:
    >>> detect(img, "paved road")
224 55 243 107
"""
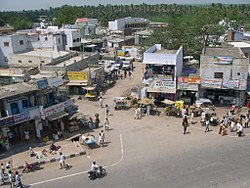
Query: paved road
3 62 250 188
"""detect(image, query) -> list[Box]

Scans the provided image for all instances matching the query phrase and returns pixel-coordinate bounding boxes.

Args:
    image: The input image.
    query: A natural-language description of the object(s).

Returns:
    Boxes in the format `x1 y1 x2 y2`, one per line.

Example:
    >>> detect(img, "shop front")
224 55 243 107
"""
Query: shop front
177 77 200 104
201 78 244 105
145 79 177 105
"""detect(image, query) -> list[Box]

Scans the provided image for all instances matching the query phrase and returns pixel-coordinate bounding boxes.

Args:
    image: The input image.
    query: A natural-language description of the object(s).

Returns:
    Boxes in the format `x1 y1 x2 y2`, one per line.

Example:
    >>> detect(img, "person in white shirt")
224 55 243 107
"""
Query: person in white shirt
90 161 99 176
230 120 236 132
237 121 243 137
205 119 210 133
201 111 206 126
59 152 65 169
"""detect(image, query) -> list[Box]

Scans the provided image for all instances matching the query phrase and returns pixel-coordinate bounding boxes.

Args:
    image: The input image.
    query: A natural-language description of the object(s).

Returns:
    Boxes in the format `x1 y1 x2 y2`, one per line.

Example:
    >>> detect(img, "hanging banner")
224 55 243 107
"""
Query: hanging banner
212 56 233 65
222 80 239 89
67 72 88 81
178 83 199 91
201 79 222 89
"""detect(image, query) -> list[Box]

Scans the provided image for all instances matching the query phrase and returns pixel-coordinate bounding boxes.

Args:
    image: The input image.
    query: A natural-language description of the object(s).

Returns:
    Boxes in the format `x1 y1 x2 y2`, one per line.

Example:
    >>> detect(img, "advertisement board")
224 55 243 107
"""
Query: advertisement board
153 80 176 88
178 77 201 84
13 112 30 124
43 103 65 117
212 56 233 65
222 80 239 89
67 72 88 81
178 83 199 91
201 79 222 89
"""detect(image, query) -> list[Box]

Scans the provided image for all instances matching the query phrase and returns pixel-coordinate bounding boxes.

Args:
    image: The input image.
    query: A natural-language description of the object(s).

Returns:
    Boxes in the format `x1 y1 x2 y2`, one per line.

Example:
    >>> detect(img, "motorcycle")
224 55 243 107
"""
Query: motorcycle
88 166 107 180
22 162 41 173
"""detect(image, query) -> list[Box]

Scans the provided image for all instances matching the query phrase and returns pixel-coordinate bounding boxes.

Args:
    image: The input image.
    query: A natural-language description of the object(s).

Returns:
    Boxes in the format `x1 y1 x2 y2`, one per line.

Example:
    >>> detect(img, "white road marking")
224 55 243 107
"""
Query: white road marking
29 134 124 186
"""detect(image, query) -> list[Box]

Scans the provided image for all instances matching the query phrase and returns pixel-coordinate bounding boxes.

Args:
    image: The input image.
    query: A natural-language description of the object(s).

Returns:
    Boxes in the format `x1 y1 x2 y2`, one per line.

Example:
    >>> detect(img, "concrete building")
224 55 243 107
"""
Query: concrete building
0 33 30 67
75 18 99 37
108 17 149 31
141 44 183 103
0 25 14 36
199 46 248 105
61 28 81 51
0 80 75 150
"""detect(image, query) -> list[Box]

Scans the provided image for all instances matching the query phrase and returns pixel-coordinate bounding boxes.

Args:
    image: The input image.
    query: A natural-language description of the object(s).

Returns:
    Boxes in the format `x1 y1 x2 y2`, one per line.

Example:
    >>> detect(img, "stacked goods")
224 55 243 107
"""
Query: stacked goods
175 100 184 110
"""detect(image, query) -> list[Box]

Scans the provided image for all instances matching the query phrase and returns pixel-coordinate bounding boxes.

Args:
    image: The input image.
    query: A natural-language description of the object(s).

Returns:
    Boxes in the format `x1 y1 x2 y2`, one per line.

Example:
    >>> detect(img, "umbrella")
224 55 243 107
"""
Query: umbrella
139 98 154 105
161 99 175 105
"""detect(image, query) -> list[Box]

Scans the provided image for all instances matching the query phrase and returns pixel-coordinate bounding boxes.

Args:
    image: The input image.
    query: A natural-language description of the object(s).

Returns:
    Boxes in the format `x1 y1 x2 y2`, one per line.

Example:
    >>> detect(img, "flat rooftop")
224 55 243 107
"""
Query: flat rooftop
0 82 38 99
228 41 250 48
203 47 243 58
155 49 177 54
15 50 70 59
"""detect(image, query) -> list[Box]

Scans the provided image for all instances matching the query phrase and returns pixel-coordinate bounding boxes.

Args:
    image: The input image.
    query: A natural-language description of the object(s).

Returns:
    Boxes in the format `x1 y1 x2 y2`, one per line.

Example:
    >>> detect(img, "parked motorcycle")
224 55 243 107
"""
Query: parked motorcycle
22 162 41 173
88 166 107 180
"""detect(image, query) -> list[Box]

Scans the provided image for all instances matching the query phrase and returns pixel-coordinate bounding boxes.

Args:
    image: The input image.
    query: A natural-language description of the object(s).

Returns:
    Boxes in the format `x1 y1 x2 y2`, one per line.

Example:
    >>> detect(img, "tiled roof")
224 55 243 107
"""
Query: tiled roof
76 18 89 23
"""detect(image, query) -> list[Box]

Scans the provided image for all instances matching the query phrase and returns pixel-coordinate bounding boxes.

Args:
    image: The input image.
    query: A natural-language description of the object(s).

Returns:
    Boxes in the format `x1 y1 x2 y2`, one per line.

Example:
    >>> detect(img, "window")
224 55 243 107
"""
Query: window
214 72 223 79
28 60 32 63
19 40 24 45
22 99 29 109
4 42 9 47
38 37 40 41
58 39 61 44
4 56 8 62
77 38 80 42
73 39 76 42
237 72 240 76
18 60 22 63
41 60 45 63
45 37 48 41
10 102 19 115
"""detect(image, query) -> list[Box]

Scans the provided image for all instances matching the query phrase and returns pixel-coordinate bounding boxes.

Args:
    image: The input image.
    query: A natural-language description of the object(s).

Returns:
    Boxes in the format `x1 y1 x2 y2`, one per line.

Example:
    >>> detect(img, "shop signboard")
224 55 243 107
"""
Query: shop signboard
43 103 65 117
177 83 199 91
67 72 88 81
37 78 48 89
222 80 239 89
47 78 64 87
201 79 222 89
153 80 176 89
178 77 201 84
0 116 14 126
212 56 233 65
13 112 30 124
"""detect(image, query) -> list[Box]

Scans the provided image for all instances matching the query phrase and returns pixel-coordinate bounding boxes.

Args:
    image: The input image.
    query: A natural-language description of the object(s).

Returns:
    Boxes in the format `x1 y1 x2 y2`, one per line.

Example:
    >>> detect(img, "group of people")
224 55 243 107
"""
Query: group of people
134 105 152 119
0 161 22 187
219 109 250 137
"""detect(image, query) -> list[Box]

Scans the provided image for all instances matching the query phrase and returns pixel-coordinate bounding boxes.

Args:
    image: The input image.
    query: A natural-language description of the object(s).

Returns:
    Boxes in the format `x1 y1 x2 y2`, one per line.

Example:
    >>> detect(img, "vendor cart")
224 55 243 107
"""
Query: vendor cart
80 134 96 146
113 97 128 110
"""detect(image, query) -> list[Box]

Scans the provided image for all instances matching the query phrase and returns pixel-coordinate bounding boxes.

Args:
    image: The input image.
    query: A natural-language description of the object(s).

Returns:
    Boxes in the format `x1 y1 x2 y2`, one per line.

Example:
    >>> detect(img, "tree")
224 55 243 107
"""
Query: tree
54 5 81 26
0 19 5 26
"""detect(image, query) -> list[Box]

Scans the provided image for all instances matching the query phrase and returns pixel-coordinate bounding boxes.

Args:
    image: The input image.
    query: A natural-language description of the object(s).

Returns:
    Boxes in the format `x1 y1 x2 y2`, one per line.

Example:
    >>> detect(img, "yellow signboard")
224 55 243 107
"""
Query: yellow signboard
67 72 88 81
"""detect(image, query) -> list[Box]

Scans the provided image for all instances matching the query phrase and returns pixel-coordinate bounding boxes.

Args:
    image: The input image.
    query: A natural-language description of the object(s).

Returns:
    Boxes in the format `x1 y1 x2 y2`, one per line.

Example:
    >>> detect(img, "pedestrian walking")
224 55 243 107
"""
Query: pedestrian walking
1 163 5 177
230 119 236 132
0 166 4 185
99 97 103 108
59 152 65 169
182 115 189 135
134 108 138 119
138 107 142 119
6 166 12 186
88 117 93 129
190 111 195 124
101 130 105 141
205 119 210 133
104 118 110 131
245 115 249 128
146 105 151 116
236 121 243 137
105 105 109 117
98 133 104 147
14 171 22 188
124 70 127 78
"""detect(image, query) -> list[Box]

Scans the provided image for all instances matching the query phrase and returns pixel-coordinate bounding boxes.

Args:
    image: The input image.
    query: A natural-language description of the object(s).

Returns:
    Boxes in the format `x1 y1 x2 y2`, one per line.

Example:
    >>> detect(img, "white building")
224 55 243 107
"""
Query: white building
0 33 30 67
75 18 99 37
61 28 81 51
108 17 149 31
199 46 248 105
141 44 183 102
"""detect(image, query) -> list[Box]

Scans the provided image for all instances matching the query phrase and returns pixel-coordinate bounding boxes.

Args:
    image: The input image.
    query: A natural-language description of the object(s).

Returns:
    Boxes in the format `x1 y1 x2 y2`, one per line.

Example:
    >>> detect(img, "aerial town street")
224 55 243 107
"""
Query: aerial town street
1 61 249 188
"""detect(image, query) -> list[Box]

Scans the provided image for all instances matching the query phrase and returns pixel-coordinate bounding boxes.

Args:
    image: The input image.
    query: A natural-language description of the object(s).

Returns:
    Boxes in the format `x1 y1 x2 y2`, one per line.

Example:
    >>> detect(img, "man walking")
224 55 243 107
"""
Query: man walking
205 119 210 133
182 115 189 135
59 152 65 169
105 104 109 117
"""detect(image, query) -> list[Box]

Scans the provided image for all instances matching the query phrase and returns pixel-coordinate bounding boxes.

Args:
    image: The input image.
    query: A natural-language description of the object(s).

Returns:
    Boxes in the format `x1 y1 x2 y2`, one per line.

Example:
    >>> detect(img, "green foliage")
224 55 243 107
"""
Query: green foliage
54 5 81 26
9 16 33 30
0 19 5 26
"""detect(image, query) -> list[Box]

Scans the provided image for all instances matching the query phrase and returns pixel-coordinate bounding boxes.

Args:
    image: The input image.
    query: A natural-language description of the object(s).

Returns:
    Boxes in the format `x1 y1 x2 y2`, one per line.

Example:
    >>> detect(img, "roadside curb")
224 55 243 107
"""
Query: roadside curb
13 151 86 170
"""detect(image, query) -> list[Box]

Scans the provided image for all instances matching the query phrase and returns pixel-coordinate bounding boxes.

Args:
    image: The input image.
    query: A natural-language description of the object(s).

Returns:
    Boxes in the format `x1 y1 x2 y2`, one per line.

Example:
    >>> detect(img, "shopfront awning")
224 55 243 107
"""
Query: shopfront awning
47 111 68 121
146 87 176 94
67 81 88 86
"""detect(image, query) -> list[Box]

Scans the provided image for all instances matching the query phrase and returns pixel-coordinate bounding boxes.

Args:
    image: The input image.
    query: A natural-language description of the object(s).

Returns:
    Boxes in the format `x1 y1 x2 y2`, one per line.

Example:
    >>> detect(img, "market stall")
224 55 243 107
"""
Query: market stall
83 86 98 101
113 97 128 110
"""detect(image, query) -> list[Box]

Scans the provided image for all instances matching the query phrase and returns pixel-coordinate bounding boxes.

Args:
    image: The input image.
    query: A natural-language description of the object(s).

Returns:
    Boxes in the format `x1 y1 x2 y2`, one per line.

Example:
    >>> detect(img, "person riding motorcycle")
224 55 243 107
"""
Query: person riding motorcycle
90 161 99 177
